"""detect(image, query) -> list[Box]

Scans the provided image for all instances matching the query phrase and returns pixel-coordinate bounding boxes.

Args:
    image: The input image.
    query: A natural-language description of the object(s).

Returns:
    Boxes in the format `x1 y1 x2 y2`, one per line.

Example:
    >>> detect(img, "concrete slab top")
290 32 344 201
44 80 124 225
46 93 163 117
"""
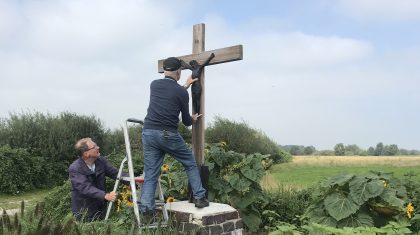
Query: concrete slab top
164 201 237 219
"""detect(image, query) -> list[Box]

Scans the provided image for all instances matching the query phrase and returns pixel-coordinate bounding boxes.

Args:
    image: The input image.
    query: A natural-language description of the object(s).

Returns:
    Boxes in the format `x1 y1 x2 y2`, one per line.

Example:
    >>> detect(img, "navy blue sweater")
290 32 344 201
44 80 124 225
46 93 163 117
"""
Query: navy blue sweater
143 76 192 132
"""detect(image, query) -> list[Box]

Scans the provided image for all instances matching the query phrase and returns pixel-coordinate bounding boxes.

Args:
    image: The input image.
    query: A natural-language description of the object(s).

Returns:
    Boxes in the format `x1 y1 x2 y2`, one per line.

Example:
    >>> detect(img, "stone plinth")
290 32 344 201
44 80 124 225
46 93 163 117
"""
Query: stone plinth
164 201 243 235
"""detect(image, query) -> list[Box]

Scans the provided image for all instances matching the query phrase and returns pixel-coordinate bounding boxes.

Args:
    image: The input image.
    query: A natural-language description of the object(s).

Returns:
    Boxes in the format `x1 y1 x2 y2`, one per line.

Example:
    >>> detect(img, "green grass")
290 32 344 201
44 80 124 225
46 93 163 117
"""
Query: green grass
0 188 50 210
262 156 420 190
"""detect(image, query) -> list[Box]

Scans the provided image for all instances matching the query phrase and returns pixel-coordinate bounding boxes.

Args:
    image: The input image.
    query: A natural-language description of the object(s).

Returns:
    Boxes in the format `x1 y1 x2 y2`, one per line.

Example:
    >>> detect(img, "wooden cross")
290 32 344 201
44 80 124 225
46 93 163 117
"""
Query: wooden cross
157 23 243 165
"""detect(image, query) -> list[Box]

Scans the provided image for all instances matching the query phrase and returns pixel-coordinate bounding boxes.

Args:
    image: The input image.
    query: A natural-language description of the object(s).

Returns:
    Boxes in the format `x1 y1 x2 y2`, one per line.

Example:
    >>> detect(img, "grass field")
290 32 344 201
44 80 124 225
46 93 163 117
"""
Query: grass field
3 156 420 211
262 155 420 190
0 189 50 211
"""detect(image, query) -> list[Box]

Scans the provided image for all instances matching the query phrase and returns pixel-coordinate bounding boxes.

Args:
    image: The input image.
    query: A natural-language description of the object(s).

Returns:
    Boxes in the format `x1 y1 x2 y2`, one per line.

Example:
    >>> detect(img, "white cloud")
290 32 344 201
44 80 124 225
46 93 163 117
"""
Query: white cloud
337 0 420 22
245 32 373 69
1 1 420 150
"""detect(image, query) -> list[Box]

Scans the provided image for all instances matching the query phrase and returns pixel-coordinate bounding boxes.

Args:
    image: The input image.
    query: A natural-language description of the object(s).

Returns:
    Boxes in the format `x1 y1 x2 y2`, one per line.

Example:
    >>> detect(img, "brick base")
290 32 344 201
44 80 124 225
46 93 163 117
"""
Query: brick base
165 201 243 235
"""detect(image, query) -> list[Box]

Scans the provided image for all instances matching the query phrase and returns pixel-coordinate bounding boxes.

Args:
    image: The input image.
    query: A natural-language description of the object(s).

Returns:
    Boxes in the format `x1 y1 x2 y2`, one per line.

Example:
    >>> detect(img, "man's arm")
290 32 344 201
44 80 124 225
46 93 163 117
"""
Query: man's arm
182 74 198 89
69 167 106 200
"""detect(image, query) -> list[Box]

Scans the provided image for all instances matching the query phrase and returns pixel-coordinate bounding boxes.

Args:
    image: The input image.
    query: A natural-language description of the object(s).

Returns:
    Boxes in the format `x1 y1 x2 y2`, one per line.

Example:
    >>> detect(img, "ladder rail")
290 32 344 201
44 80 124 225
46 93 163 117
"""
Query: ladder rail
104 157 127 220
123 120 141 226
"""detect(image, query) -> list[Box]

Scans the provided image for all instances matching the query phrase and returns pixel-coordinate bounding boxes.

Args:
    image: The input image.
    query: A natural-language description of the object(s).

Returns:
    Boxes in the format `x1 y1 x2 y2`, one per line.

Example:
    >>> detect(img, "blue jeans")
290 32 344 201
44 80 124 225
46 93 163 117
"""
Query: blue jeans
138 129 206 213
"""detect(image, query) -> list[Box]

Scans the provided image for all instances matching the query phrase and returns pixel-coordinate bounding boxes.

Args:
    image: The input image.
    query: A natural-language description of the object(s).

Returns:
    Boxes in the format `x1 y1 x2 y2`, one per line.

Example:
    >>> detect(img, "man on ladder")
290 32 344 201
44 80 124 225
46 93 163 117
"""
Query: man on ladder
139 57 209 218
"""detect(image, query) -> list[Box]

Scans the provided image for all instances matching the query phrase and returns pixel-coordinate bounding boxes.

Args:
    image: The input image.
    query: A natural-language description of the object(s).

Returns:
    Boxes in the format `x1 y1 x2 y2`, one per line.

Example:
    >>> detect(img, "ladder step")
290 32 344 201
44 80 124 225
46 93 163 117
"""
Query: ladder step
120 176 144 183
140 222 168 229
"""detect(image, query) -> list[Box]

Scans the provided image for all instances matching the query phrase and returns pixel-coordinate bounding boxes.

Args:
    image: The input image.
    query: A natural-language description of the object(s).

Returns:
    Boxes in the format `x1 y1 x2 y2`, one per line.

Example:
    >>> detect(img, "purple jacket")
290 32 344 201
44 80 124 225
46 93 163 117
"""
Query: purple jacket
69 156 118 220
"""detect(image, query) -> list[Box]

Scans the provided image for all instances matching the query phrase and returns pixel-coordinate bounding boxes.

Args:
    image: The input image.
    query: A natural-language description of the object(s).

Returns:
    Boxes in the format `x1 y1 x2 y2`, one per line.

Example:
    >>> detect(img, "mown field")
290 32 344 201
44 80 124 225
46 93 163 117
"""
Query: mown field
262 155 420 190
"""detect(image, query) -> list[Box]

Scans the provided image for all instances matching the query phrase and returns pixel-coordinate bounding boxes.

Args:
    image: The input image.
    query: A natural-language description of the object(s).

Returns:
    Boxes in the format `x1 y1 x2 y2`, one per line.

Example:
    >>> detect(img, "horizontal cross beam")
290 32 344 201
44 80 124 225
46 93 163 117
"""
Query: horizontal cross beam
157 45 243 73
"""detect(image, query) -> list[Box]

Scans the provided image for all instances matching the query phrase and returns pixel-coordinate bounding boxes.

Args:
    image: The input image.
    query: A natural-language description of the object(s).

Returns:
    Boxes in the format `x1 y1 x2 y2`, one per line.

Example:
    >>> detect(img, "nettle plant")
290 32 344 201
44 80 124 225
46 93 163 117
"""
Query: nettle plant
304 171 412 228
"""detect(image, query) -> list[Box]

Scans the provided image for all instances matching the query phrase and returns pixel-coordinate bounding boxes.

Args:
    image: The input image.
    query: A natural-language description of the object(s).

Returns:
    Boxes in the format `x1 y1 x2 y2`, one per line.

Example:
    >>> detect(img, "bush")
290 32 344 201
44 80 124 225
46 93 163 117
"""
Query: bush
258 187 312 231
0 145 45 194
0 111 108 191
205 144 267 232
206 117 291 164
303 171 410 228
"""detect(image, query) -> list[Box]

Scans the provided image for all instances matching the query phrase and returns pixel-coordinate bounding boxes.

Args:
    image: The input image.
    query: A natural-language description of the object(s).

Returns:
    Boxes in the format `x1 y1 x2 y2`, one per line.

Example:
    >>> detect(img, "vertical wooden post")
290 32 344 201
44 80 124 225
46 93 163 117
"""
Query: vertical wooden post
192 23 205 166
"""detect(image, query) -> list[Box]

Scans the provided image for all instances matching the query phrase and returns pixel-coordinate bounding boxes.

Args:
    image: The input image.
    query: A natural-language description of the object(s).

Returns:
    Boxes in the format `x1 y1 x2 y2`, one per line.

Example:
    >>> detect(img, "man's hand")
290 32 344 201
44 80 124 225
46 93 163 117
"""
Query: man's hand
183 75 199 89
192 113 203 122
105 191 117 202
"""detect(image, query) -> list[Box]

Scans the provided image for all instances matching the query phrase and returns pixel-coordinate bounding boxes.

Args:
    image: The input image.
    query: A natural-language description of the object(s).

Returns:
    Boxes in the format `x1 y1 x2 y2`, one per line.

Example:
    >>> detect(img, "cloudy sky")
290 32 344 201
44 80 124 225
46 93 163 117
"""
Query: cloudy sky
1 0 419 150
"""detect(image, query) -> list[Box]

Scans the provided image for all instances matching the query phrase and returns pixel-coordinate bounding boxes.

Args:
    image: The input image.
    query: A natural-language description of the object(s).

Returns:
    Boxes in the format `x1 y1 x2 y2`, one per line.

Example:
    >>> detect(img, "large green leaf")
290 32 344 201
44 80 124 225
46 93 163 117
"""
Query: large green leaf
349 176 384 205
337 211 374 228
320 173 354 189
230 191 259 209
240 163 264 183
225 173 252 192
210 174 232 193
379 188 405 209
307 207 338 228
324 192 359 221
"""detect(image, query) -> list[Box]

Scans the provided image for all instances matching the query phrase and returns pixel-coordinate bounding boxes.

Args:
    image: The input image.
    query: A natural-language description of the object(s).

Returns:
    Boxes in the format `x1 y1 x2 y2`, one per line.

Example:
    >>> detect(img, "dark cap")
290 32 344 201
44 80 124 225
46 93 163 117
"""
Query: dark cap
163 57 182 71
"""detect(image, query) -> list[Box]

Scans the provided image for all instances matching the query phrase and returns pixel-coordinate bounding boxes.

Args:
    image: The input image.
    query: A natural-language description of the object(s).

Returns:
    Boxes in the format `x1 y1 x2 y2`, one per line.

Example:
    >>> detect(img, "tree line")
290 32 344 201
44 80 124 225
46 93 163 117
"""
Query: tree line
281 143 420 156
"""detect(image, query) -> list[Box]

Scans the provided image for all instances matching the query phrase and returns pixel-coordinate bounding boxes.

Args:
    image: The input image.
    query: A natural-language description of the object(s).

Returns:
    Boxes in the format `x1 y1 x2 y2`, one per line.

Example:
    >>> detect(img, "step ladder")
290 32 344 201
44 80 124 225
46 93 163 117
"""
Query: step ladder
104 118 169 228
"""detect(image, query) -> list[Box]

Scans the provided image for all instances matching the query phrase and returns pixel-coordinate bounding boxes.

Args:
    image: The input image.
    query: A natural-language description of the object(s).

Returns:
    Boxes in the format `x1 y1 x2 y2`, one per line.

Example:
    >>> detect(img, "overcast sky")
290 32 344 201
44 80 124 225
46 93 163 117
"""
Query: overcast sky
1 0 419 150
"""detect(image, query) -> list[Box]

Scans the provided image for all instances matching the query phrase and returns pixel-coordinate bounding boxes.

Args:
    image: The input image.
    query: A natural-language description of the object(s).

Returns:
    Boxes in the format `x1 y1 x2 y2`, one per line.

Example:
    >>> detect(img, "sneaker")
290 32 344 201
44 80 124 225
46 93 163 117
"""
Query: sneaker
193 198 209 208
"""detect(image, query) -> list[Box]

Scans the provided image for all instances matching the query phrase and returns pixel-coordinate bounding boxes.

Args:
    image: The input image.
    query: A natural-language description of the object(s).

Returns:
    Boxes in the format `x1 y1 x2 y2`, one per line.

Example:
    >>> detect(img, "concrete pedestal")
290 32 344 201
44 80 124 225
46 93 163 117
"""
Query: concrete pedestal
164 201 243 235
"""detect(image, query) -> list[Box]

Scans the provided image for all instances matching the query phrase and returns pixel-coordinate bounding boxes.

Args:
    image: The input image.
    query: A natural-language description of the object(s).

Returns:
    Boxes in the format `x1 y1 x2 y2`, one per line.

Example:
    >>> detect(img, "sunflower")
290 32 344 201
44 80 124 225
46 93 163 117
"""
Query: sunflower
161 164 170 172
407 202 414 219
166 196 176 203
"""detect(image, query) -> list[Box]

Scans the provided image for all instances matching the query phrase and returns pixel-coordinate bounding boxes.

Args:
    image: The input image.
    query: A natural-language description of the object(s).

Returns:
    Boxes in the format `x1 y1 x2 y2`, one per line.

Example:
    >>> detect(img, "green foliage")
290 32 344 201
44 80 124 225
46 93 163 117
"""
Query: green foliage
159 158 189 201
43 180 72 223
0 200 137 234
334 143 345 156
304 171 409 229
204 144 267 232
314 150 335 156
178 123 192 144
374 142 384 156
0 145 45 194
402 172 420 232
258 187 312 231
0 112 108 192
269 221 413 235
206 117 291 164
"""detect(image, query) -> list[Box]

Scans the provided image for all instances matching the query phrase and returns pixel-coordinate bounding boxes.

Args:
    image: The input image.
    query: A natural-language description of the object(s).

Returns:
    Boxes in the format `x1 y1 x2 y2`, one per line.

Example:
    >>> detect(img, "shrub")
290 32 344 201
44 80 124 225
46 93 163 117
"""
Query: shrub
258 187 312 231
303 171 410 228
0 145 45 194
206 117 291 164
0 111 107 190
204 144 267 232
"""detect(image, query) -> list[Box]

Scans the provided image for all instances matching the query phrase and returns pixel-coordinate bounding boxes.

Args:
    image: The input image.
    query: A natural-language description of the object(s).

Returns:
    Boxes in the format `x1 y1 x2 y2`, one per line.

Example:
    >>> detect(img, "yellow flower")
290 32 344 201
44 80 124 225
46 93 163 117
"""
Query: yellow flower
126 201 134 207
117 199 121 212
407 202 414 219
161 164 170 172
166 196 176 203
